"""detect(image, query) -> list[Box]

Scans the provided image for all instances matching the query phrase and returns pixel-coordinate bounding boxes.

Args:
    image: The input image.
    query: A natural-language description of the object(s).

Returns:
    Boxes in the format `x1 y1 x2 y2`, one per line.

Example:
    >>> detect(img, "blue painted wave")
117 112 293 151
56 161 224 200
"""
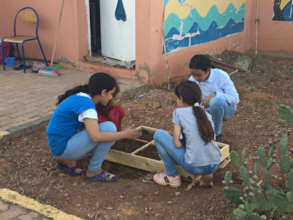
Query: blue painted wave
164 3 246 36
164 18 244 53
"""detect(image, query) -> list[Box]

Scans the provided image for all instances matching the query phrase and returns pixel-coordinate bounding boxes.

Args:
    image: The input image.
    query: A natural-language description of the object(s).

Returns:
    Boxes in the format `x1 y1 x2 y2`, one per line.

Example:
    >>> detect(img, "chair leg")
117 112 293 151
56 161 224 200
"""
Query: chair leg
37 38 48 66
21 43 26 73
1 42 5 70
16 44 21 63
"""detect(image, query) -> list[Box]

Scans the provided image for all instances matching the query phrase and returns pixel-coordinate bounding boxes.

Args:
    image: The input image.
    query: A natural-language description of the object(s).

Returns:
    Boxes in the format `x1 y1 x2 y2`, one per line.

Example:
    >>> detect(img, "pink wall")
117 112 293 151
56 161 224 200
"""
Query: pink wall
139 0 257 85
257 0 293 54
0 0 86 65
1 0 292 84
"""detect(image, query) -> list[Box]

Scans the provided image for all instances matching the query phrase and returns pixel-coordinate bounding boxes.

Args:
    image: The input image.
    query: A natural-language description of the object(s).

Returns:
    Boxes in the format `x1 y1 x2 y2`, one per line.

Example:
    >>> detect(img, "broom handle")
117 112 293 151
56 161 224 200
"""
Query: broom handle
50 0 65 66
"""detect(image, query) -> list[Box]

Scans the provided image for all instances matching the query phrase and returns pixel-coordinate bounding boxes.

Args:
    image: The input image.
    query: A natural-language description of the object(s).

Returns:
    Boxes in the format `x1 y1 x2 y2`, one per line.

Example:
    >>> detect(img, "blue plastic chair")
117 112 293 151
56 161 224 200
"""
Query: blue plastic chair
1 7 48 72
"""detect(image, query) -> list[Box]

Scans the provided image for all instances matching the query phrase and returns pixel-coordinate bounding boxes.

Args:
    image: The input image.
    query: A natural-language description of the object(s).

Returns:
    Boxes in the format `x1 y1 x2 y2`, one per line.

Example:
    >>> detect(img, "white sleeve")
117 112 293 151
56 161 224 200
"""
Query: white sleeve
78 109 98 122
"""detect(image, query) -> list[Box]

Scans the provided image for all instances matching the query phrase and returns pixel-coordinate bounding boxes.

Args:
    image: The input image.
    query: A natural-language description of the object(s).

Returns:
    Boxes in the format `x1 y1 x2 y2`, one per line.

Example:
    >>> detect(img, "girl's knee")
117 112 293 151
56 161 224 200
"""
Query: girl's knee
153 129 168 141
99 121 117 133
209 96 225 109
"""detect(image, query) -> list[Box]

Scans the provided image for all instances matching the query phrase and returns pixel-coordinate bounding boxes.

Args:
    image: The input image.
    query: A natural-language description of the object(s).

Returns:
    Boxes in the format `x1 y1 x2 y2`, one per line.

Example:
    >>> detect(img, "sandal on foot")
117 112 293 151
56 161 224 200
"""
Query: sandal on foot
85 170 117 182
153 172 181 188
56 162 84 176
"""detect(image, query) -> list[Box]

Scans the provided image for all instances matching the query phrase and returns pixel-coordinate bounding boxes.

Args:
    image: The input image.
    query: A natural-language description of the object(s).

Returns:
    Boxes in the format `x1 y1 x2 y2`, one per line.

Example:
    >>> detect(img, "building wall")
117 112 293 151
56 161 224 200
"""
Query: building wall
0 0 86 65
141 0 256 84
0 0 292 83
257 0 293 53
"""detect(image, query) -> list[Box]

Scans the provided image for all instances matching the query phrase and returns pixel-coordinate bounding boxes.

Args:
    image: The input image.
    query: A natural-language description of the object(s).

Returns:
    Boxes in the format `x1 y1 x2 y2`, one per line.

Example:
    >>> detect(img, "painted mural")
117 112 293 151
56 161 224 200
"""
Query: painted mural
163 0 246 53
273 0 293 21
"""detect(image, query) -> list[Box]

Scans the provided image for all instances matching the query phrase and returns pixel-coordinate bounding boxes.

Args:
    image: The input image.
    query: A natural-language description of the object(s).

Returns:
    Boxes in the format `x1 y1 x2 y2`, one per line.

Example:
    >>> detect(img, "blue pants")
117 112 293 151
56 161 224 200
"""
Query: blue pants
206 95 236 136
154 130 219 176
56 121 116 172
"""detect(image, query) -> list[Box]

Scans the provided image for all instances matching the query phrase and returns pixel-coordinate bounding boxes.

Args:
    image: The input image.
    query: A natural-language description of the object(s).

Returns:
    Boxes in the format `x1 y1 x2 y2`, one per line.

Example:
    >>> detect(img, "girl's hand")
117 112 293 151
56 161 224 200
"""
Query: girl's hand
122 127 141 139
174 139 183 148
203 93 216 107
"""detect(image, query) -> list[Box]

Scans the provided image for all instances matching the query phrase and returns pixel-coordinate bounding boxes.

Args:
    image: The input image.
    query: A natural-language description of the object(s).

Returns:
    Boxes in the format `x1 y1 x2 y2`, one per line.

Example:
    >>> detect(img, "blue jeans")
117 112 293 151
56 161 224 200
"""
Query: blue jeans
56 121 116 172
206 95 236 136
154 130 219 176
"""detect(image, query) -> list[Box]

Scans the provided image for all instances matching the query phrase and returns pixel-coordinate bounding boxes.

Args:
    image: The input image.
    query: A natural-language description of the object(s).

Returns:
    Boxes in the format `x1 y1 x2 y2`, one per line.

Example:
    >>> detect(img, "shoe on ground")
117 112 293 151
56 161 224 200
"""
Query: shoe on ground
153 172 181 188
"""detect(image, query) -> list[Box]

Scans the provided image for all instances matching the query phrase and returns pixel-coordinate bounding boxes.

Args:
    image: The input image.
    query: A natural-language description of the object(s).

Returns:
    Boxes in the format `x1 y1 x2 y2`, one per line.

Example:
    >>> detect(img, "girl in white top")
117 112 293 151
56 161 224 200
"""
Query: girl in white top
153 81 221 188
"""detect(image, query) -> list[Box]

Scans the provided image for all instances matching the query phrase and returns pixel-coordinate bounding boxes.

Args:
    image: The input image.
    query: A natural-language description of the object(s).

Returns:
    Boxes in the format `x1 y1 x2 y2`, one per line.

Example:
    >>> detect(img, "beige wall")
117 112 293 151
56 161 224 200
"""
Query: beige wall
0 0 292 83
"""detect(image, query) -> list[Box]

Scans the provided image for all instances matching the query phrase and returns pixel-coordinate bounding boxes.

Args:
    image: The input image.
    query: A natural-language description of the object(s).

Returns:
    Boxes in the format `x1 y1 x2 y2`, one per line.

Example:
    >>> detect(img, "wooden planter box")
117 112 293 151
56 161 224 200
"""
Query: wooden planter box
105 126 230 178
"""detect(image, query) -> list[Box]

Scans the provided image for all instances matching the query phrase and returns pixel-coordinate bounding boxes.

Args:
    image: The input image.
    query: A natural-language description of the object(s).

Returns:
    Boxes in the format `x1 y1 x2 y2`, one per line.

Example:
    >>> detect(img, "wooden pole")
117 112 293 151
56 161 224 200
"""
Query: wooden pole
50 0 65 66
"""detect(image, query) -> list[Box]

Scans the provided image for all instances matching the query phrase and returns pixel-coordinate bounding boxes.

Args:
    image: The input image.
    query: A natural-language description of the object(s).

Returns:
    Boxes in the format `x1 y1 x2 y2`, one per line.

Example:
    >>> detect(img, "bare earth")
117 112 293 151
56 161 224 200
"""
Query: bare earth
0 51 293 220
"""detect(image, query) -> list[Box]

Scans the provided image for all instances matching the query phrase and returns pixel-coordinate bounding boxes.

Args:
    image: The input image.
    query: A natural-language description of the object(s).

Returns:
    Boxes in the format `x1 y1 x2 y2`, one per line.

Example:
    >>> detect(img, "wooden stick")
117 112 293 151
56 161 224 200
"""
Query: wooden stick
50 0 65 66
131 140 154 155
139 126 158 133
209 55 248 73
135 138 149 144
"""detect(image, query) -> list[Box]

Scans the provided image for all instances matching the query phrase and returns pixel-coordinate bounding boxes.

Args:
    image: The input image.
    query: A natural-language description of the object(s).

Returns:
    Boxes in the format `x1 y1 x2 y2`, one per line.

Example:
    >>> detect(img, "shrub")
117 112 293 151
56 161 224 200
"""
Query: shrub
223 105 293 220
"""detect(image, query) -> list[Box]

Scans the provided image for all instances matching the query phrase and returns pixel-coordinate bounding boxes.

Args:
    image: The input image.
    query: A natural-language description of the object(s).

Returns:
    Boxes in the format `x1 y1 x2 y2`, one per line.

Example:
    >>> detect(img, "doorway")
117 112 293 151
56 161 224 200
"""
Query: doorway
87 0 136 69
89 0 101 56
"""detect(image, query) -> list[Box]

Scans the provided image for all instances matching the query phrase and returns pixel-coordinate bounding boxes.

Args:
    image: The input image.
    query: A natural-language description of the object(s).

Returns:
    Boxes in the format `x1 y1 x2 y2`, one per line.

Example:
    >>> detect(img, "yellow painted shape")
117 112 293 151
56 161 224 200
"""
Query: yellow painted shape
165 0 246 19
280 0 291 10
0 188 83 220
0 131 9 141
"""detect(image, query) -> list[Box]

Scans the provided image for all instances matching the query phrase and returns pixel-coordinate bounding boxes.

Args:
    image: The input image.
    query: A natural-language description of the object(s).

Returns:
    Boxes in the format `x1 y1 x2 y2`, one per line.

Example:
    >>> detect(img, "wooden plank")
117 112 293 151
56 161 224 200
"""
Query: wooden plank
106 144 230 178
105 126 231 179
106 149 165 173
138 126 158 133
135 138 149 144
18 10 37 23
105 149 192 178
219 143 230 161
131 140 154 155
219 157 231 169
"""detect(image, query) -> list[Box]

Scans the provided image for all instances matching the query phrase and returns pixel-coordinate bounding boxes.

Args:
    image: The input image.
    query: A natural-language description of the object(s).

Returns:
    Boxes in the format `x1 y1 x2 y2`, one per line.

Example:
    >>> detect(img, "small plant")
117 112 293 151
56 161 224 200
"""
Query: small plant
223 105 293 220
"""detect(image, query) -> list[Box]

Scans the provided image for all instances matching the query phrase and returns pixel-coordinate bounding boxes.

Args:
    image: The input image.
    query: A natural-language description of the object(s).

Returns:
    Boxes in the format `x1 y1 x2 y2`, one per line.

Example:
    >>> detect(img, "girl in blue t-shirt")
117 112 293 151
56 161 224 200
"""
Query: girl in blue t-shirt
47 72 140 182
153 81 221 188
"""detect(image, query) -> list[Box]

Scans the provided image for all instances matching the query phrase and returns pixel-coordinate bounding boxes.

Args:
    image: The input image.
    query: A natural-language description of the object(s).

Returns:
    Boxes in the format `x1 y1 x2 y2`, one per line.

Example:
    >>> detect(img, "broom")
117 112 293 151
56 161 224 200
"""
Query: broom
39 0 64 76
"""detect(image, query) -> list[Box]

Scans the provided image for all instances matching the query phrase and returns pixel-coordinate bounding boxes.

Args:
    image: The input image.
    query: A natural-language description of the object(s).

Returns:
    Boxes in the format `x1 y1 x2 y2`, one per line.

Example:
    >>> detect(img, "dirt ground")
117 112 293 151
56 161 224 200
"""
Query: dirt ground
0 51 293 220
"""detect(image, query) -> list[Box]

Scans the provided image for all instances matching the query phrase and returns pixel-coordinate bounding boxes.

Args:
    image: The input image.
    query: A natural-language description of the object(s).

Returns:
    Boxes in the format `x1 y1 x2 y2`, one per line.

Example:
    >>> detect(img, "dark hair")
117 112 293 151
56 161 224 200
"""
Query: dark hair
95 84 120 119
175 81 214 144
189 54 212 71
57 72 117 105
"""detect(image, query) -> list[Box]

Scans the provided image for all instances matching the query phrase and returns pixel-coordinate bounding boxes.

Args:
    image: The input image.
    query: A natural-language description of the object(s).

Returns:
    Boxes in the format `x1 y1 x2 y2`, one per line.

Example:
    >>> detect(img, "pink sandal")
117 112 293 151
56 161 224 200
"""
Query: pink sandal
153 172 181 188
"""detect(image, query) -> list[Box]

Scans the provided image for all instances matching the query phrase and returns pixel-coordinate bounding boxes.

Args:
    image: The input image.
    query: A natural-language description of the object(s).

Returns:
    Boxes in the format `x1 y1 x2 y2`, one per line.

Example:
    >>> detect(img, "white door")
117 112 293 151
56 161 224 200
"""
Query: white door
100 0 135 62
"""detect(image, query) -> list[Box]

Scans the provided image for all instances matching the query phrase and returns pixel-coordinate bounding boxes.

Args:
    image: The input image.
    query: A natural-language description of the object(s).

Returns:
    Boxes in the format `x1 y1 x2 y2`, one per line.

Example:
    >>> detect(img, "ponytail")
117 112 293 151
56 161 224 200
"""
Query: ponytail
192 106 214 144
57 84 89 105
175 80 215 144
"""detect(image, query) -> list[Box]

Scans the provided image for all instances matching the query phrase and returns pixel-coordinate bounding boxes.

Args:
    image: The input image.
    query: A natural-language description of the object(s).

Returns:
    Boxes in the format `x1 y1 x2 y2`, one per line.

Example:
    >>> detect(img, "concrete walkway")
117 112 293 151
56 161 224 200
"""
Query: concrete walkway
0 188 82 220
0 67 145 220
0 67 145 134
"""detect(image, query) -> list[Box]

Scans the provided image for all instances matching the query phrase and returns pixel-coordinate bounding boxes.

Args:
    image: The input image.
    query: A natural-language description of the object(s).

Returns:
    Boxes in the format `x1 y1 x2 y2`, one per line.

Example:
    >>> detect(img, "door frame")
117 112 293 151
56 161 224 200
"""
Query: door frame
85 0 92 56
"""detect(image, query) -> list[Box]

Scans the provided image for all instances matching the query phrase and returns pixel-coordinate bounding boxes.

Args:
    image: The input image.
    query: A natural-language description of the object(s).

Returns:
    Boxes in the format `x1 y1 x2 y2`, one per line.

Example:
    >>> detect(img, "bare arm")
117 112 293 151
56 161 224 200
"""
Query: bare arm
173 123 183 148
84 118 140 142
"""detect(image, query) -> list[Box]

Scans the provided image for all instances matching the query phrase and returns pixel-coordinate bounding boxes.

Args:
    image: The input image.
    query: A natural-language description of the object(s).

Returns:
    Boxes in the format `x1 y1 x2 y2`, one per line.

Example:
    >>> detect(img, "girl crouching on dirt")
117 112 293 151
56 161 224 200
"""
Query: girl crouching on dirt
96 85 125 131
153 81 221 188
46 72 140 182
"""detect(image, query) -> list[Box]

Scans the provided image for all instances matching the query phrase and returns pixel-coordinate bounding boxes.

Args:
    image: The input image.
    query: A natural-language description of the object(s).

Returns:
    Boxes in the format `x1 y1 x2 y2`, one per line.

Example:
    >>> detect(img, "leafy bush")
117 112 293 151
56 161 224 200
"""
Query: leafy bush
223 105 293 220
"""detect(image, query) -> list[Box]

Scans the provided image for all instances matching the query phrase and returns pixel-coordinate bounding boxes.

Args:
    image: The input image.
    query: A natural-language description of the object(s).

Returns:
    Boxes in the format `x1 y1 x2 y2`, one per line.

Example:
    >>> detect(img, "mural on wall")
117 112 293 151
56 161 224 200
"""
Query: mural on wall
163 0 246 53
273 0 293 21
